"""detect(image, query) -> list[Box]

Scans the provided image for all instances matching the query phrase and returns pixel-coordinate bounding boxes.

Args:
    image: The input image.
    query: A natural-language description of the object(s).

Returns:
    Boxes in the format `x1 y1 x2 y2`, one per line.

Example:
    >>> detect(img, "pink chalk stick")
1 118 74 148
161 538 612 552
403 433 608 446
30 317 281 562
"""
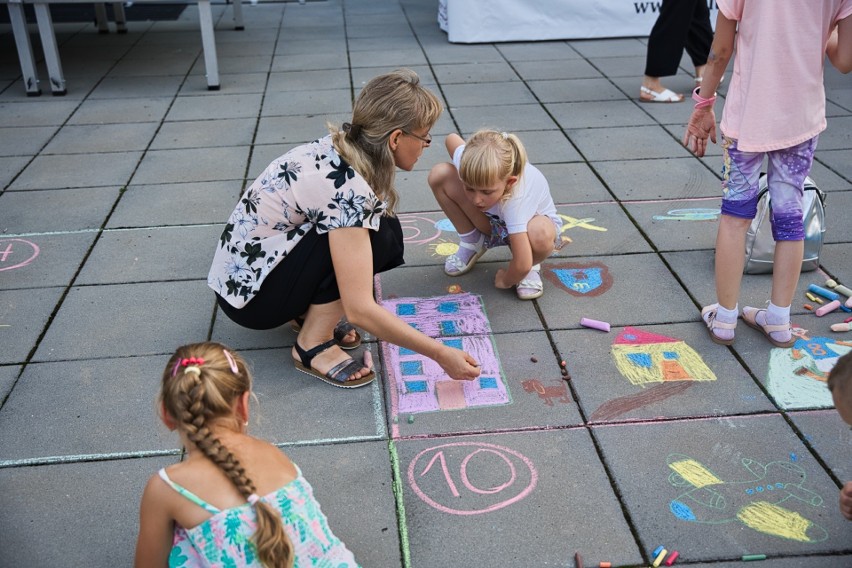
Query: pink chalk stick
815 300 841 317
580 317 611 332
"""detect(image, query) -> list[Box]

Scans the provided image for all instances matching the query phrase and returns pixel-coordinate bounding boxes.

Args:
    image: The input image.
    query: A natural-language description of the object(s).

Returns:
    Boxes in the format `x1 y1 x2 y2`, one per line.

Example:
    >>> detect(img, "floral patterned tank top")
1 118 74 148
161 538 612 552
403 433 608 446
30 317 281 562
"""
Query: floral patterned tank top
159 466 360 567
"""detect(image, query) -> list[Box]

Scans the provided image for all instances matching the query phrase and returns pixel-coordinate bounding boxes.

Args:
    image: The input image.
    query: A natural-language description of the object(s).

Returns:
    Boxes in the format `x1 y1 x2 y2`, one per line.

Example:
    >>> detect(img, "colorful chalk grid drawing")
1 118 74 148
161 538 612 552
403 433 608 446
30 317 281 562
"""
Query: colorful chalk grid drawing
543 261 613 297
611 327 716 387
408 441 538 515
667 453 828 542
380 293 510 415
765 328 852 410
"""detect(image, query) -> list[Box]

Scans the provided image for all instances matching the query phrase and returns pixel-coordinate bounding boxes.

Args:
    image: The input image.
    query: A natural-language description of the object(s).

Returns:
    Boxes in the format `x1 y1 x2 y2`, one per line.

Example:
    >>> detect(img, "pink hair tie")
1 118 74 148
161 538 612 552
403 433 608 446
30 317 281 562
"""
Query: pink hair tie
223 350 239 374
247 494 260 505
172 356 205 377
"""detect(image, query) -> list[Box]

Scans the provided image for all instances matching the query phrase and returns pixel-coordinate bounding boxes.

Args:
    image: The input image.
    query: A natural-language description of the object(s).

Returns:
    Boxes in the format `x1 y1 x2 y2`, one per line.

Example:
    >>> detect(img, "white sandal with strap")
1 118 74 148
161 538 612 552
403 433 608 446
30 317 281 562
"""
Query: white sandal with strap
516 265 543 300
444 233 486 276
639 85 684 103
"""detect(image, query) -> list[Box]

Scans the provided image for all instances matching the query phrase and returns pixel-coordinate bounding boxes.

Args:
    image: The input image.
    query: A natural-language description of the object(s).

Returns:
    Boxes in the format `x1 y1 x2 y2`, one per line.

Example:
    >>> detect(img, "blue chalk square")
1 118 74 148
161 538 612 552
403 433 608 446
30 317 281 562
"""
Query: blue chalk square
396 303 416 316
437 301 460 314
400 360 424 376
662 351 679 360
439 320 459 336
408 322 418 330
479 377 498 389
404 380 428 393
399 347 416 356
442 338 463 350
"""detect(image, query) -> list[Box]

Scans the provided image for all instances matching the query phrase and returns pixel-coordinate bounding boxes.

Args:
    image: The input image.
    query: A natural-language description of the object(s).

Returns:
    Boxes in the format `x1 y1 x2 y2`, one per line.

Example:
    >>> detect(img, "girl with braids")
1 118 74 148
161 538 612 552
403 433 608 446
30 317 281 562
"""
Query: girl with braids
134 342 359 567
208 68 480 387
428 129 563 301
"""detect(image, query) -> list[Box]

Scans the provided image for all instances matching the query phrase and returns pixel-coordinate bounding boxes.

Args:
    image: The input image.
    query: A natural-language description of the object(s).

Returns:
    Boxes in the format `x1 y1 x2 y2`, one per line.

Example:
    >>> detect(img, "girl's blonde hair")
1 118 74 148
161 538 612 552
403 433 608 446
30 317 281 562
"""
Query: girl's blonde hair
330 68 443 215
162 342 294 568
458 129 528 202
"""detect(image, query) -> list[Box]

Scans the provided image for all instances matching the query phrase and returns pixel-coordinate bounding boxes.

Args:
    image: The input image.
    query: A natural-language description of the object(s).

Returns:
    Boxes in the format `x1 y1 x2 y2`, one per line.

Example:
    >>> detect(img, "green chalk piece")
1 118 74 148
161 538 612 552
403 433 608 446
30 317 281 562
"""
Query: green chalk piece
407 414 415 424
741 554 766 562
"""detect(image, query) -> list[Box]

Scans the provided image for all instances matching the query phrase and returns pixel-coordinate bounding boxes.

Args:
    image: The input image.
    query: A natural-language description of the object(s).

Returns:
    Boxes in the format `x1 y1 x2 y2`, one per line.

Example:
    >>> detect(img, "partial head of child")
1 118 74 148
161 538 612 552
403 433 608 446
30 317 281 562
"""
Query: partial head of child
162 342 294 568
458 129 528 205
828 350 852 426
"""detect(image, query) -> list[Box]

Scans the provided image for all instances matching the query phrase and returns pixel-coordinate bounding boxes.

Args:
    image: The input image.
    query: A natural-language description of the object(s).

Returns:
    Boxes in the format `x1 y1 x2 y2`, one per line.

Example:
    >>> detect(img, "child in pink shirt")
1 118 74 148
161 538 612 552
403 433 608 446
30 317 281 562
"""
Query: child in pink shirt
683 0 852 348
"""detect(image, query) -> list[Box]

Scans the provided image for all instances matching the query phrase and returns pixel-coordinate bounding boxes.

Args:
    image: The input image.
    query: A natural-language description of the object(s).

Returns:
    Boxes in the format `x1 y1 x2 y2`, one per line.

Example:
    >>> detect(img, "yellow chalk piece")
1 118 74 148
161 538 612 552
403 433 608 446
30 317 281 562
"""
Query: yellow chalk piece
668 459 723 488
737 501 814 542
652 548 667 567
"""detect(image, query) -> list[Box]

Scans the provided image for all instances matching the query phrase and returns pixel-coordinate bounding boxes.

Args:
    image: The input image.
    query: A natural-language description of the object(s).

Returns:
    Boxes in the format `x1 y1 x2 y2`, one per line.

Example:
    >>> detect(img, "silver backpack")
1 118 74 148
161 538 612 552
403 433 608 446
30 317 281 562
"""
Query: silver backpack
743 174 826 274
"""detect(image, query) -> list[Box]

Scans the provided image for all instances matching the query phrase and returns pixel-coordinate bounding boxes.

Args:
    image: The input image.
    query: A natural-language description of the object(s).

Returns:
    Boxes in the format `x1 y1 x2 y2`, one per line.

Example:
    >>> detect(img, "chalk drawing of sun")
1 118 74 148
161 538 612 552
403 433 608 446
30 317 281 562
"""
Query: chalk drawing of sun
428 239 459 257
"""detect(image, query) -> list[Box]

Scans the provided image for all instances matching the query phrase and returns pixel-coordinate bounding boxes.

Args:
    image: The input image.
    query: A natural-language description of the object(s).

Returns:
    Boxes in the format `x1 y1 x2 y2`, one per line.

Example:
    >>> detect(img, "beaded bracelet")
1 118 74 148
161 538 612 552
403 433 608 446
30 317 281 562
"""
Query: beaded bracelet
692 86 717 109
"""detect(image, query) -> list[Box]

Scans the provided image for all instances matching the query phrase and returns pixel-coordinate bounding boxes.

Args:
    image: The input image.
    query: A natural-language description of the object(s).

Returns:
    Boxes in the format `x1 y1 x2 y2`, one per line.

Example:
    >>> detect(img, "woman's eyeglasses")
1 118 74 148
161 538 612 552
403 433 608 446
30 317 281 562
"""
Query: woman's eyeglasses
402 130 432 146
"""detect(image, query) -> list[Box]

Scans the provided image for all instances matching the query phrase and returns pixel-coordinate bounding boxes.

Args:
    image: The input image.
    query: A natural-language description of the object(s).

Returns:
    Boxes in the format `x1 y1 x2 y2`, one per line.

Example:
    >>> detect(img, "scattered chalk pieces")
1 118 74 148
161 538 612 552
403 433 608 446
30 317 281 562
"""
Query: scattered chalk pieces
803 304 814 311
664 550 679 566
652 548 667 567
530 356 538 363
742 554 766 561
652 546 664 557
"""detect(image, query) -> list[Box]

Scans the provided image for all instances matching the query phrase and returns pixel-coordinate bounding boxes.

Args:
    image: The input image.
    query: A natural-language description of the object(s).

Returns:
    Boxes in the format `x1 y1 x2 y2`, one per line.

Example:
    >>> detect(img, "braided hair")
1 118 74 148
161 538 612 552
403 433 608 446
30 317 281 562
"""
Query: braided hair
161 342 293 568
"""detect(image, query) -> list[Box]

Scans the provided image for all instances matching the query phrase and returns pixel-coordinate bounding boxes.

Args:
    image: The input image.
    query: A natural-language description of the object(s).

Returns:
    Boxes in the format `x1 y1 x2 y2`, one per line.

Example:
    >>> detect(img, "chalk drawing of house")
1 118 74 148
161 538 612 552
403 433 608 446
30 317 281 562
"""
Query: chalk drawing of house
381 293 510 414
611 326 716 387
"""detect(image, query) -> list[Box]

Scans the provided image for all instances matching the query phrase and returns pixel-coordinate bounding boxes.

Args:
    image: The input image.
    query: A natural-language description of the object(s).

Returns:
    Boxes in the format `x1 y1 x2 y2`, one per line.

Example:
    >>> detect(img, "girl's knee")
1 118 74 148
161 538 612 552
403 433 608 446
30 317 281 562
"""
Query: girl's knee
427 162 459 194
527 216 558 253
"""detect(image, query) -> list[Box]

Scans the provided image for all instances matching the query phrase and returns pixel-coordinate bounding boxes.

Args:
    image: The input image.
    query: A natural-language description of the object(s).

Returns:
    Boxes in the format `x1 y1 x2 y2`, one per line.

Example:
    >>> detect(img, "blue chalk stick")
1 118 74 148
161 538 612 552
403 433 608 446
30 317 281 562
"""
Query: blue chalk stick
653 546 664 557
808 284 840 302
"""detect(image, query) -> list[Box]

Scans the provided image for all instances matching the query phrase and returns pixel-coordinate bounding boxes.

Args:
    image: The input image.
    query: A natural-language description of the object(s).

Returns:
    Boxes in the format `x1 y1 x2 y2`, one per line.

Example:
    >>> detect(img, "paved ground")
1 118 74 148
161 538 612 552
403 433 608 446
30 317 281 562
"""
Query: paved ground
1 0 851 566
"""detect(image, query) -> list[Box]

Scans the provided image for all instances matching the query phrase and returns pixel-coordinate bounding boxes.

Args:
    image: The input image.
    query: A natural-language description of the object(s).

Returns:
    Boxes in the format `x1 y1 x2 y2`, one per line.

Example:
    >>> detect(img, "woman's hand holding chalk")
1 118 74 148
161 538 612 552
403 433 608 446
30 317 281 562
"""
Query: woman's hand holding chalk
580 317 610 332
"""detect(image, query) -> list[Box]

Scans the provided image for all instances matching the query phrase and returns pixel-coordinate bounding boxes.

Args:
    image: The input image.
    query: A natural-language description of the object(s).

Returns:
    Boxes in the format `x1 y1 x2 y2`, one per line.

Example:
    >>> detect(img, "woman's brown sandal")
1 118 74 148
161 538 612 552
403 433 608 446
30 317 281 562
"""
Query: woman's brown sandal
291 317 362 350
293 339 375 388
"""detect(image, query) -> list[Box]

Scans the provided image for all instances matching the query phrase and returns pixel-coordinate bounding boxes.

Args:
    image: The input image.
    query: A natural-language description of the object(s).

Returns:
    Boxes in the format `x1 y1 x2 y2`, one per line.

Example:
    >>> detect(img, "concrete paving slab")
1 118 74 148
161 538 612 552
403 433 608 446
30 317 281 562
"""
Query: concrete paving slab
350 48 429 68
594 415 852 560
513 58 603 81
0 156 29 189
687 557 852 567
33 280 213 361
42 122 160 154
0 100 81 127
217 40 277 57
394 430 641 567
0 126 57 157
177 72 270 96
569 38 646 58
164 93 264 121
108 55 197 77
285 441 403 567
0 232 96 290
0 355 177 461
817 150 852 184
538 162 614 203
351 64 438 88
0 186 119 233
76 225 222 285
0 287 65 365
66 97 173 125
254 115 349 147
788 410 852 484
261 88 353 117
555 201 653 256
528 77 628 103
450 103 557 133
131 146 250 185
107 180 241 228
271 52 348 73
266 69 351 92
275 38 348 56
517 129 584 164
548 100 657 130
0 456 174 567
809 159 852 192
624 197 720 251
384 329 583 438
376 264 544 335
347 36 422 52
150 117 256 150
496 41 581 62
9 151 142 190
821 243 852 284
87 75 185 99
824 190 852 244
568 125 692 162
210 307 296 352
553 322 774 423
189 53 275 76
440 81 537 107
816 116 852 151
432 61 519 84
537 252 700 330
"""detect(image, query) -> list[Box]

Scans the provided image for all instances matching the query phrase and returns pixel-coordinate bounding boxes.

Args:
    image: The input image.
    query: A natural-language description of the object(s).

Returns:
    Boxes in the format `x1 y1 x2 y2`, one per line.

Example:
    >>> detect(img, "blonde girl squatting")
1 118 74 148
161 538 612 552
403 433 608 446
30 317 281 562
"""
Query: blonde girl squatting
428 130 563 300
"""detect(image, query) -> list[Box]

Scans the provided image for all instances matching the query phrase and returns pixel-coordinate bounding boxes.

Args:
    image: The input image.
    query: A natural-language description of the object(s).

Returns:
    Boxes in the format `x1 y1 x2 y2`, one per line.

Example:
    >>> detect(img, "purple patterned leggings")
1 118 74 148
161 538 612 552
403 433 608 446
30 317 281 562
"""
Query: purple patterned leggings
720 135 818 241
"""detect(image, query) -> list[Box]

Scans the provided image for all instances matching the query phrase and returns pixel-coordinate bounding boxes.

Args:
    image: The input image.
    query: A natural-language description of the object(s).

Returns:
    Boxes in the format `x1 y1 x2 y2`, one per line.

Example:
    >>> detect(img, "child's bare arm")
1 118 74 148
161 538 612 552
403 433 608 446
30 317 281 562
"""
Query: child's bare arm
827 15 852 73
445 133 465 159
134 475 176 567
840 481 852 520
495 232 535 289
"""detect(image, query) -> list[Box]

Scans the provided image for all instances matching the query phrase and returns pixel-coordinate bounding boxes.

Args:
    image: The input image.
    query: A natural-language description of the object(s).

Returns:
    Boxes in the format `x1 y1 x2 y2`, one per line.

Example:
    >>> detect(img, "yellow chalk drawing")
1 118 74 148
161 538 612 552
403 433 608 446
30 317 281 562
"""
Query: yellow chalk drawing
669 458 723 488
558 214 607 233
667 453 828 543
737 502 815 542
428 239 459 258
612 327 716 387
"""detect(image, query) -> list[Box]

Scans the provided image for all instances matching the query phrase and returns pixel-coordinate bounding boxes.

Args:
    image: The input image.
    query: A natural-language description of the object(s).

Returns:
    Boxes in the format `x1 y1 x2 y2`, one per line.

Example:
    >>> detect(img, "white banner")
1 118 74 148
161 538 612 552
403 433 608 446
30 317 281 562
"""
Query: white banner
438 0 718 43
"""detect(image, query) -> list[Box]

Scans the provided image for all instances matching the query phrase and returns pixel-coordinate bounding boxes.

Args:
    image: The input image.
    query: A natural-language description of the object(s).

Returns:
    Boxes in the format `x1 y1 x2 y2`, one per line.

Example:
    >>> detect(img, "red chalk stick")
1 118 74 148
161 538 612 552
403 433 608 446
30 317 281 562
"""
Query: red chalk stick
665 550 679 565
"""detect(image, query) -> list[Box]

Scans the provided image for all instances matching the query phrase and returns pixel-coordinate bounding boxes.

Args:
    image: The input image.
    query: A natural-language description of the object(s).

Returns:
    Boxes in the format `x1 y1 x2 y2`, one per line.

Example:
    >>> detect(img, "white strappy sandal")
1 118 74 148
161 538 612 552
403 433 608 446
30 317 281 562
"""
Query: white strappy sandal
444 233 486 276
516 265 544 300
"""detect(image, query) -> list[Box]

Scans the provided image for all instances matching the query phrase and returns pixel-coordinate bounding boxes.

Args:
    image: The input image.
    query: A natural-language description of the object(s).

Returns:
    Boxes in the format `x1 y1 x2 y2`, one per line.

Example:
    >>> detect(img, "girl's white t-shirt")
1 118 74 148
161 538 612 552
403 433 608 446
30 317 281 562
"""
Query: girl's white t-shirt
453 145 561 234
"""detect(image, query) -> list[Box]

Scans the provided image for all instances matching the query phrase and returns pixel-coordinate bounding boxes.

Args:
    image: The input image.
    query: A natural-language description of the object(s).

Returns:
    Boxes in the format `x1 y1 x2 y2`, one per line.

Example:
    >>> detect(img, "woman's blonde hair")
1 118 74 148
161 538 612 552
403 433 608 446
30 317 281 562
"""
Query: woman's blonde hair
330 68 443 215
162 342 294 568
458 129 528 202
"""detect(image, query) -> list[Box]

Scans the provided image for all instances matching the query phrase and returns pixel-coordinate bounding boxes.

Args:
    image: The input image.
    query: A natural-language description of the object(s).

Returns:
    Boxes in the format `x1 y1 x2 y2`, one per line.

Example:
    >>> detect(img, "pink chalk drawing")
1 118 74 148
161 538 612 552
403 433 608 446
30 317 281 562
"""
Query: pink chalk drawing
0 239 40 272
408 441 538 515
380 293 510 416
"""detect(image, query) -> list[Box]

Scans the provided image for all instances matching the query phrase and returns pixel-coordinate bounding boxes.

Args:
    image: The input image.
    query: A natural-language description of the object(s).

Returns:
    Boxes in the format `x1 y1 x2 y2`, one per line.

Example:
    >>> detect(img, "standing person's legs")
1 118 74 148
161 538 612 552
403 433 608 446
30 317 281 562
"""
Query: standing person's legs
742 137 817 347
685 0 714 79
642 0 694 100
702 137 763 344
